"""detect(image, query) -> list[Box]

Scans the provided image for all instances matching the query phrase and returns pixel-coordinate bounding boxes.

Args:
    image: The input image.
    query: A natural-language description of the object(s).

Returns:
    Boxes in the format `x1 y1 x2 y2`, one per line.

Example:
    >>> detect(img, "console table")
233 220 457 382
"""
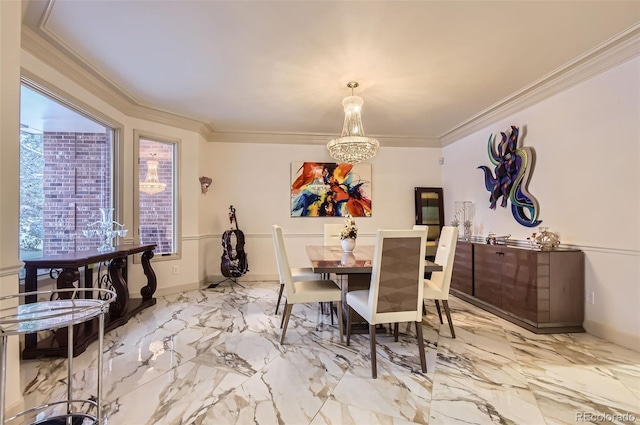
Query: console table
22 244 157 358
450 240 585 334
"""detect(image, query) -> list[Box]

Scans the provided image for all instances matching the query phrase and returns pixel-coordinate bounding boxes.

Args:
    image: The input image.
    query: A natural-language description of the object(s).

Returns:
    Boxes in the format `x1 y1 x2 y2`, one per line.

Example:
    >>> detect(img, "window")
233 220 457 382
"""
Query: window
134 131 180 259
19 81 117 261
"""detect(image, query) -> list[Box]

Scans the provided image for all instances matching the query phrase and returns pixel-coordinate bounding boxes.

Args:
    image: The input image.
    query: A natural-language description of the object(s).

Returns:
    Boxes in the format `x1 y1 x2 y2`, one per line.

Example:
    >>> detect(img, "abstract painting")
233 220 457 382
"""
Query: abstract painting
291 162 372 217
477 125 542 227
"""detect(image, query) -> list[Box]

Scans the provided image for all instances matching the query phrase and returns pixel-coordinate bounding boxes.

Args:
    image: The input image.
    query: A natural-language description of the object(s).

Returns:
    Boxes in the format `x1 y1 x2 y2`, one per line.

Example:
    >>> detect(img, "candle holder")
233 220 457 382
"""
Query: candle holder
454 201 474 240
463 220 472 241
83 208 128 252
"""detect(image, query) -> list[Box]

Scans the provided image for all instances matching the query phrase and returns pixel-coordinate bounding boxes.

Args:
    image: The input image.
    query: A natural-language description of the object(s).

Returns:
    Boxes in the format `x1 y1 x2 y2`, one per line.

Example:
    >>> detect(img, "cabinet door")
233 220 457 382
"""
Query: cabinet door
414 187 444 261
473 244 503 307
501 248 538 322
450 241 473 295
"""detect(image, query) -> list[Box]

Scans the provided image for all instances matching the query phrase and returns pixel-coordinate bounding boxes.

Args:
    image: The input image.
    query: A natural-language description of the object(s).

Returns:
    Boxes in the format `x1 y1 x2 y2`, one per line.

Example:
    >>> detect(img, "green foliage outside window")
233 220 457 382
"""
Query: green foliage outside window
19 131 44 253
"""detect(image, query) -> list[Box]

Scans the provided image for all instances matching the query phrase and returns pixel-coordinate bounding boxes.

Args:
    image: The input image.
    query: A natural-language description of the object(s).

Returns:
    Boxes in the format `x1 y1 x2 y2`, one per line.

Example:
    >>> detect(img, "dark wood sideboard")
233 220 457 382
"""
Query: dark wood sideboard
450 240 585 333
22 244 157 358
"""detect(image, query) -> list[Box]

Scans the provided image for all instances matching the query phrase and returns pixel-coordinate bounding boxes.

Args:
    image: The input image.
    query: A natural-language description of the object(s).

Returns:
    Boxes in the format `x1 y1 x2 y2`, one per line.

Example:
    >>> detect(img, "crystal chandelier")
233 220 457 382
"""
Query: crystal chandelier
327 81 379 164
139 154 166 195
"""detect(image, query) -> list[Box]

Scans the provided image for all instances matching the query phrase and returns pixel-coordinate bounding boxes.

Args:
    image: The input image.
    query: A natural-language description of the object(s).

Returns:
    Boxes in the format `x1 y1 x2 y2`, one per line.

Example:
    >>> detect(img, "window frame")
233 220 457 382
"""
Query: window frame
133 130 181 262
19 72 124 269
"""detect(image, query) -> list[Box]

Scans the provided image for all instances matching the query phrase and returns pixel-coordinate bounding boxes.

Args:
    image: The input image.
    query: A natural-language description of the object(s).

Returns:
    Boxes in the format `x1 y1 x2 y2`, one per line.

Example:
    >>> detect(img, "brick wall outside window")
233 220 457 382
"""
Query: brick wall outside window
43 131 112 255
139 139 174 254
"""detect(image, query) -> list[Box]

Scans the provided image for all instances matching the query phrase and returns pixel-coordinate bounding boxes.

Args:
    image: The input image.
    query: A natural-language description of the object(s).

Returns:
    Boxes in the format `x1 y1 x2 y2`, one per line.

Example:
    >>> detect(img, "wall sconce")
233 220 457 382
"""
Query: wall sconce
199 176 212 195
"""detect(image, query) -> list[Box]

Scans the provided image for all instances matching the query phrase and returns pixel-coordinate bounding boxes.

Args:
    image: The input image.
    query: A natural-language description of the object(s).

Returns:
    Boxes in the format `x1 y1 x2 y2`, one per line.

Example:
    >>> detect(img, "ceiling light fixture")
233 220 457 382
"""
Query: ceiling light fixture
327 81 379 164
139 153 166 195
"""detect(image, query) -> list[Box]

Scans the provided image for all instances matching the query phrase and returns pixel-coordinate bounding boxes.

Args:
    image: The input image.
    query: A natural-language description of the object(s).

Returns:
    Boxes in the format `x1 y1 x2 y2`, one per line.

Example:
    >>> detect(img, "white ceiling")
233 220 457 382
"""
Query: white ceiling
21 1 640 145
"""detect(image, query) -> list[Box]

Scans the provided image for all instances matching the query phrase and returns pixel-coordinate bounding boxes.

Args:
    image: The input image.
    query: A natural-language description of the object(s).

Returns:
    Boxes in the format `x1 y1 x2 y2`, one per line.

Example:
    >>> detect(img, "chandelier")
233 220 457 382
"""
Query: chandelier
139 154 166 195
327 81 379 164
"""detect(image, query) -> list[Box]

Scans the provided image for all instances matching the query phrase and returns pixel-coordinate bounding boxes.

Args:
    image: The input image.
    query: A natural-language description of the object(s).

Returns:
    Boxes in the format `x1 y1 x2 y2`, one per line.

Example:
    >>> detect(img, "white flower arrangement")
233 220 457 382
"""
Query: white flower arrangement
340 214 358 240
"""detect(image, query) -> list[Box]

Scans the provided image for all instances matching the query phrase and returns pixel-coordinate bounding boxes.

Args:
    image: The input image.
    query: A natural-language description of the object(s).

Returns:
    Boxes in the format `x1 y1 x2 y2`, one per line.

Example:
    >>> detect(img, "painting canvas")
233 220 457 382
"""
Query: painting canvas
291 162 372 217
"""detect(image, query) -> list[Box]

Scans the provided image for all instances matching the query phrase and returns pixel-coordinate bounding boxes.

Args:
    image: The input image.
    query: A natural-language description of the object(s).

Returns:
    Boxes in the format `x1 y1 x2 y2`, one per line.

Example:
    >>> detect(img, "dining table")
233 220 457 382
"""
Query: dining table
305 244 443 333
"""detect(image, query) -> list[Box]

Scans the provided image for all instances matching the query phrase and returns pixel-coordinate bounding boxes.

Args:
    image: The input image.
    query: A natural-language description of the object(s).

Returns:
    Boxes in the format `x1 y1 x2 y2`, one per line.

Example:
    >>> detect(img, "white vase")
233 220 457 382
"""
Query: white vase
341 238 356 253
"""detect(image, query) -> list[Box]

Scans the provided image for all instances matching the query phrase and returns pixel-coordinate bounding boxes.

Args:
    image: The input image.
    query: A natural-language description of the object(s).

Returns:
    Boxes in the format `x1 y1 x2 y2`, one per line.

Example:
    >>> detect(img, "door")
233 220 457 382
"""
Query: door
414 187 444 261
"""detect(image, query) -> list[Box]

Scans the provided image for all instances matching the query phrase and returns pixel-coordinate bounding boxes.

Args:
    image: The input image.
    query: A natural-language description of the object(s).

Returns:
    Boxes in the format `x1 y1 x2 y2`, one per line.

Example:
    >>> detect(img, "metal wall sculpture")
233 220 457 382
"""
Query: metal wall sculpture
477 126 541 227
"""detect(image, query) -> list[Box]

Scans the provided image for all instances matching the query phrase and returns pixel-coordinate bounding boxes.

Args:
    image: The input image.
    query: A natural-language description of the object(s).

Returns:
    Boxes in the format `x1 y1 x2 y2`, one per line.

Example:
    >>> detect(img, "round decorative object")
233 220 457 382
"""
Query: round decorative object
341 238 356 253
534 227 560 251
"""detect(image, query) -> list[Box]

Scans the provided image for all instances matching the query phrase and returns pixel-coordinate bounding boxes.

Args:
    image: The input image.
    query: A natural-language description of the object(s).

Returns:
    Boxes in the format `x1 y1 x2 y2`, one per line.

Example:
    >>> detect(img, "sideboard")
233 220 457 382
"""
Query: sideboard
450 240 584 333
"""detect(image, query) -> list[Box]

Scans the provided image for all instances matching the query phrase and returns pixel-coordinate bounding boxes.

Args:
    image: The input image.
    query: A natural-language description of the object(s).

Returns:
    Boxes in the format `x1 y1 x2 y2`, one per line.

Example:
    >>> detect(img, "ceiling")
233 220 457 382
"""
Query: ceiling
21 1 640 146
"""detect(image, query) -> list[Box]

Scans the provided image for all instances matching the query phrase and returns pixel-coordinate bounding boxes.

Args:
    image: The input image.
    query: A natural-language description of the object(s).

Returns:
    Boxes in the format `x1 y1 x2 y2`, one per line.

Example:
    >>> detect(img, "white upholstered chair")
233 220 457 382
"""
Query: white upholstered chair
272 225 344 344
412 225 429 263
346 229 427 378
275 266 320 315
423 226 459 338
324 223 344 246
271 227 321 314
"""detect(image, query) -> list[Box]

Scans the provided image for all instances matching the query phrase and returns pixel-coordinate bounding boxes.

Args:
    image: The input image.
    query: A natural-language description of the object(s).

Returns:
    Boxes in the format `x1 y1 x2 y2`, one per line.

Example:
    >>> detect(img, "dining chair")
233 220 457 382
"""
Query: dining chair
423 226 459 338
272 225 344 344
271 226 321 314
346 229 427 378
323 223 343 246
413 225 429 265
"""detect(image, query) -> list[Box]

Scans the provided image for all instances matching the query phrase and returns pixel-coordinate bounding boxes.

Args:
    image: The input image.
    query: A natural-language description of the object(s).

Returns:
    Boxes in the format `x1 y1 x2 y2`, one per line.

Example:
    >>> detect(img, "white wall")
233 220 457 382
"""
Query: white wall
199 142 442 279
442 56 640 350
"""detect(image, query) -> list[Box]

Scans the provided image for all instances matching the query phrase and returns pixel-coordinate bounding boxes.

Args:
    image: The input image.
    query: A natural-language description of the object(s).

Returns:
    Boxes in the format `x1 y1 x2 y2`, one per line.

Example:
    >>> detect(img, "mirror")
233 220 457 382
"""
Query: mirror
414 187 444 261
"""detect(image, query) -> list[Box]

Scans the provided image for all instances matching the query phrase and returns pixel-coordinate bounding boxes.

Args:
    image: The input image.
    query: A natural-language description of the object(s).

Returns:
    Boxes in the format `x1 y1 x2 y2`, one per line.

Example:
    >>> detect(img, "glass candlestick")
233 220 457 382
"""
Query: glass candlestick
84 208 128 252
463 220 472 241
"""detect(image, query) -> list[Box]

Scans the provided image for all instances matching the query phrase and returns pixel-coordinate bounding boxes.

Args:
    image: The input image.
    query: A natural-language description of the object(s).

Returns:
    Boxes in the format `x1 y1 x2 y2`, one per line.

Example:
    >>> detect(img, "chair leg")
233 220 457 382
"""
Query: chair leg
442 300 456 338
336 301 344 343
346 307 352 346
369 324 377 379
330 301 334 325
280 302 288 329
275 283 284 314
422 300 427 317
415 321 427 373
434 300 444 324
280 304 293 344
393 323 399 342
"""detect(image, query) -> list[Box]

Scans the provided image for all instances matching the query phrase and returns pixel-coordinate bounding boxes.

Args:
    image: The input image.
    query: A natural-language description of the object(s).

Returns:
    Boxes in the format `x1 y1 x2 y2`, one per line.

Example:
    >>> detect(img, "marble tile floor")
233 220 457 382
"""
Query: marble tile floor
18 281 640 425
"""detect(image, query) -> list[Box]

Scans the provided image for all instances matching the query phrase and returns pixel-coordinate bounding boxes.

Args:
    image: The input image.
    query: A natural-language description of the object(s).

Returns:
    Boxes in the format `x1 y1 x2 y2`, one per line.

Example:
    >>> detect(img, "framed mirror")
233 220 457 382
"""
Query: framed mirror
414 187 444 261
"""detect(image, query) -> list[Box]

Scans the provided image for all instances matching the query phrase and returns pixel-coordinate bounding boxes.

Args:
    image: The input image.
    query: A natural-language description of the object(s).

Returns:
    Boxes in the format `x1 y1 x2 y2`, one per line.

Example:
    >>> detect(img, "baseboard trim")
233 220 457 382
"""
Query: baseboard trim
154 281 202 298
128 275 279 299
583 320 640 352
206 274 278 284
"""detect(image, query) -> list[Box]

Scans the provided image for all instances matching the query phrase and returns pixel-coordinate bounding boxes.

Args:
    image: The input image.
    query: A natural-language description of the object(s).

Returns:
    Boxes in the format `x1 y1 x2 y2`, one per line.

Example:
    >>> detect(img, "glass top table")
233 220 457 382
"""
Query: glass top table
305 245 442 274
0 288 114 425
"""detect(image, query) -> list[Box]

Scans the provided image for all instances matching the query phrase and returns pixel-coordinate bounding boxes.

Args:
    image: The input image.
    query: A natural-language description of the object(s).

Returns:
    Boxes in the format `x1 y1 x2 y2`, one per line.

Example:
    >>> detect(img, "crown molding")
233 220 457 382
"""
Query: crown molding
19 1 439 149
440 24 640 146
209 130 439 147
21 24 217 142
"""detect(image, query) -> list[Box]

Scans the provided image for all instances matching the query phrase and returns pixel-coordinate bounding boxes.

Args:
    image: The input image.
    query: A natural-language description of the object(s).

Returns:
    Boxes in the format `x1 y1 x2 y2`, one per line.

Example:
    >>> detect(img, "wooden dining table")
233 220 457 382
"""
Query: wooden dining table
305 245 442 333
